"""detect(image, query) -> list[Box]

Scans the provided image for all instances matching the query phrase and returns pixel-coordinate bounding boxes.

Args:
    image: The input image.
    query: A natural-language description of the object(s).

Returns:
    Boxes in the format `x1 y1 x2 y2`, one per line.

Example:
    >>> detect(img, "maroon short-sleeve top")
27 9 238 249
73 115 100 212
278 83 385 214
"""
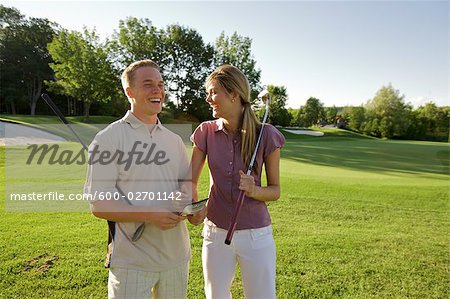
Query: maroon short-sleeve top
191 119 285 230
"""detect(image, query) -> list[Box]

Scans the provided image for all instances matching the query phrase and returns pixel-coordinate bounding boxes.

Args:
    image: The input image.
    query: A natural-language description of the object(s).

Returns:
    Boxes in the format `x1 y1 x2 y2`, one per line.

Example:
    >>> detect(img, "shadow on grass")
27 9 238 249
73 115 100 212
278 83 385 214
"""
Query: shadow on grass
281 129 450 177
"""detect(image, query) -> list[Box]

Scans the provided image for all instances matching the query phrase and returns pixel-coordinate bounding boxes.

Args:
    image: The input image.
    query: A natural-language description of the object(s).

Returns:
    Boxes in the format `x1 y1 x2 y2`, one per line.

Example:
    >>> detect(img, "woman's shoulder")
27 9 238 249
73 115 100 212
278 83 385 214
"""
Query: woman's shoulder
195 119 220 132
262 123 283 136
199 119 218 127
262 124 286 146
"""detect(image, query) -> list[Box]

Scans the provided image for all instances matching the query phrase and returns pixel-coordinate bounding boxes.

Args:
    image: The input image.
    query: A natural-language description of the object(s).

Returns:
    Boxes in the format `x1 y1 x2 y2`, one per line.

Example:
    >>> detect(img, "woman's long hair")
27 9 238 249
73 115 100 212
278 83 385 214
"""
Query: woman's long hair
206 65 261 169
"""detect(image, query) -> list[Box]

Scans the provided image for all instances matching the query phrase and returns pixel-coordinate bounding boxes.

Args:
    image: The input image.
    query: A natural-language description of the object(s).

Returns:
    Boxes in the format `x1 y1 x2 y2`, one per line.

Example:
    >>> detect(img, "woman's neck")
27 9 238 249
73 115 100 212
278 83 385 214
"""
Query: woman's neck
222 114 242 135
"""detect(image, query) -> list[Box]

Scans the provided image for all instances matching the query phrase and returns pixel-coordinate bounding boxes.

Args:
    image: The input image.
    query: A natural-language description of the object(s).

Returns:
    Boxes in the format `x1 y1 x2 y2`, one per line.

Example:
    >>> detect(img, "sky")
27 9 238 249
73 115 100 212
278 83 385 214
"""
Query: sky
3 0 449 108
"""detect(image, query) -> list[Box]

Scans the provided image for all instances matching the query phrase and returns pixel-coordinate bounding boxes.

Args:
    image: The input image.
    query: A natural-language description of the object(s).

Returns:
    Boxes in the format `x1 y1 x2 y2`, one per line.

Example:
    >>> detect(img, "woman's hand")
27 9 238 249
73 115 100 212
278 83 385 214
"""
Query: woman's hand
239 170 257 198
187 207 207 225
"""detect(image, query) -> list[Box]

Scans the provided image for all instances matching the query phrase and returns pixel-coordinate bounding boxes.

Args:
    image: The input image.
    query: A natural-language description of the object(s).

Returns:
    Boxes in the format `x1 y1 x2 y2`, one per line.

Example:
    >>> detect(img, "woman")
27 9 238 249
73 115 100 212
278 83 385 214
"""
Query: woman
191 65 285 299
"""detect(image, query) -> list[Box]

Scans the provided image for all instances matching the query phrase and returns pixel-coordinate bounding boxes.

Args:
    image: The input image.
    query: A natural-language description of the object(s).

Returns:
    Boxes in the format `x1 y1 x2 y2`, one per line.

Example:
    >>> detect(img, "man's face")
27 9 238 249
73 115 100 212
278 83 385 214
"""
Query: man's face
127 66 165 117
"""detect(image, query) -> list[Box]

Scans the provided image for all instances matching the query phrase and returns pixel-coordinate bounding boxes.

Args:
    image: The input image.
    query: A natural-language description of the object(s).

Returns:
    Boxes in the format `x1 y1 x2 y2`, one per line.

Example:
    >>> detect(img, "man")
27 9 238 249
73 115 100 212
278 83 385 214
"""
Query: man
84 60 203 298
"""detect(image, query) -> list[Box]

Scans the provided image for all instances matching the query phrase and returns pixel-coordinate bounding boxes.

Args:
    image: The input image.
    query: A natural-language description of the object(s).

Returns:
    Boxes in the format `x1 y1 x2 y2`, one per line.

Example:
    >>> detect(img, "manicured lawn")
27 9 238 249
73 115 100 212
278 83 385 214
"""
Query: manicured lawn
0 117 448 298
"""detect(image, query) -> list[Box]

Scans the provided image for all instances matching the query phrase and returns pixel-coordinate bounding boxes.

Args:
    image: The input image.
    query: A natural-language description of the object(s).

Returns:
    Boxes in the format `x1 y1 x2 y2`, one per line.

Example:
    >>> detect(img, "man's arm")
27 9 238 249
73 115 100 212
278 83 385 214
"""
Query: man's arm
91 200 185 230
85 140 185 230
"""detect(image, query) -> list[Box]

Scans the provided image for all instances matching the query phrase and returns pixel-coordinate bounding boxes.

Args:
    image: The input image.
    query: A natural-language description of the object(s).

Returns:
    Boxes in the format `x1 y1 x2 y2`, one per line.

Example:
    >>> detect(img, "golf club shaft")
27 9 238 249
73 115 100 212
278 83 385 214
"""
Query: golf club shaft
41 94 88 151
225 97 270 245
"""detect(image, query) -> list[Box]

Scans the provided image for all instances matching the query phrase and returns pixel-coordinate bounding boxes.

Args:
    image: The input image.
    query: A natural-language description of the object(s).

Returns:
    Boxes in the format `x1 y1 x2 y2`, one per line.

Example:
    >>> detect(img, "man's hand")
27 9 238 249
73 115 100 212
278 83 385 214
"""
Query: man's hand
187 207 206 226
147 212 186 230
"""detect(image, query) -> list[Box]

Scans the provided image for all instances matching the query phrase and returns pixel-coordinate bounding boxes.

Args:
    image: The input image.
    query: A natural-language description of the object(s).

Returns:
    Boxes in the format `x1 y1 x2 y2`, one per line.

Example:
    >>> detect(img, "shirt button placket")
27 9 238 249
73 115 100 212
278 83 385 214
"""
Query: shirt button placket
229 143 233 175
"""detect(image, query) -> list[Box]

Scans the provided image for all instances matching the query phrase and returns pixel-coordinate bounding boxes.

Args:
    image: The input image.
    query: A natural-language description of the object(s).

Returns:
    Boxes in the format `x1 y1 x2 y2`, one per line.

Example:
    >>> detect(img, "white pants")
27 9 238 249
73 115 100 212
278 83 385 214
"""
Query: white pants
202 220 276 299
108 262 189 299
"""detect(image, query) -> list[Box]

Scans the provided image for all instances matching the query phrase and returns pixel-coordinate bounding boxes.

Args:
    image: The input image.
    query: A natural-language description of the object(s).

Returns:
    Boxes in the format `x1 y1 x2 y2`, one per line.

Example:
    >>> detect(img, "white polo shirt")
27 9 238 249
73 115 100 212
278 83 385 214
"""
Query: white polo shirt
84 111 190 272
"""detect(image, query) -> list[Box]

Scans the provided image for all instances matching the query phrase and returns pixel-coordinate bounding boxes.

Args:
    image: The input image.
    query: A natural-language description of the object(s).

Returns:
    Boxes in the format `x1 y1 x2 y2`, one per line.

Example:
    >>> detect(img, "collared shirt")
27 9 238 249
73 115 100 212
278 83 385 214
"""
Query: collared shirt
191 119 285 230
84 111 190 272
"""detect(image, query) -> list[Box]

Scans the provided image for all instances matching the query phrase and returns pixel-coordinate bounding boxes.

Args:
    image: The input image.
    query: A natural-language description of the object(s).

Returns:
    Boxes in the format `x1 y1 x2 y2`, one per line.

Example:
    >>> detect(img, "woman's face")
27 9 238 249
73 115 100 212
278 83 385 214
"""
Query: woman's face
205 79 235 119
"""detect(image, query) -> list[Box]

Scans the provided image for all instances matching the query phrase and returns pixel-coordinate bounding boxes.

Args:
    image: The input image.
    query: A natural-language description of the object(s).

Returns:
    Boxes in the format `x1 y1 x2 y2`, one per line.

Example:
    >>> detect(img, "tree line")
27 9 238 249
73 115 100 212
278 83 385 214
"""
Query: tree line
1 5 448 142
288 85 449 142
0 5 267 122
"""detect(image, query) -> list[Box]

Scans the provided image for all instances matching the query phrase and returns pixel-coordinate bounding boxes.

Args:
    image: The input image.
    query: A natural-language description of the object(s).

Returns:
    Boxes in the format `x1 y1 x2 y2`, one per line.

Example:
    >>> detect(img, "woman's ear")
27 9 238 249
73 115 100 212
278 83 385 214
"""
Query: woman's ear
231 91 239 103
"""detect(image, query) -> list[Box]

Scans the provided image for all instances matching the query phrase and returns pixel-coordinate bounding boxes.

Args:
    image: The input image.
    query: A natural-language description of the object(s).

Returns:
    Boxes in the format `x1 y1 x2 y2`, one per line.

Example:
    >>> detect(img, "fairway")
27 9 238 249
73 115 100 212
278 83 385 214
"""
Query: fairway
0 127 449 298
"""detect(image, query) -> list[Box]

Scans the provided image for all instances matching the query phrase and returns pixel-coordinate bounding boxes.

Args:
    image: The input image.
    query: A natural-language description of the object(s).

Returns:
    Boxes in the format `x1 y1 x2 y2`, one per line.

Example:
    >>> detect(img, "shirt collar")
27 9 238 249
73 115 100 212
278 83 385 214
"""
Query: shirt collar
214 118 224 132
122 110 164 130
214 118 241 138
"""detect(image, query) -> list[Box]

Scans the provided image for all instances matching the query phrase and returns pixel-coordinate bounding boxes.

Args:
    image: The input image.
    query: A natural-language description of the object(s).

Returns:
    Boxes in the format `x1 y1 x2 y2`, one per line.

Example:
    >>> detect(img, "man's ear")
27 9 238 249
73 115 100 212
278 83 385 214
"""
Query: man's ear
125 86 133 99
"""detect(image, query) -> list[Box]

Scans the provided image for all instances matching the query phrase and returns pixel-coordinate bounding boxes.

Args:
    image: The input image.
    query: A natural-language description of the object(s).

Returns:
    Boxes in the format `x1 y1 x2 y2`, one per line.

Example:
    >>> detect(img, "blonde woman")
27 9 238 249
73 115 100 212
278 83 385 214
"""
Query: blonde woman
191 65 285 299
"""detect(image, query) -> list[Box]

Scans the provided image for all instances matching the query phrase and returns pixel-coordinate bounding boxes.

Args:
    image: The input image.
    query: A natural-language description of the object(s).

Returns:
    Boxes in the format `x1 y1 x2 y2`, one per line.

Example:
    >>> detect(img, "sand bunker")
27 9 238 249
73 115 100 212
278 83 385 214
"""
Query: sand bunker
0 121 66 146
283 129 324 136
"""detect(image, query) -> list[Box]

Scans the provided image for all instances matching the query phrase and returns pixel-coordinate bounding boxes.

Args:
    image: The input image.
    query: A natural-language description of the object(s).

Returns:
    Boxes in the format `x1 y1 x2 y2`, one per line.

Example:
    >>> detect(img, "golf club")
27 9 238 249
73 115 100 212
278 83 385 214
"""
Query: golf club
42 94 88 151
41 93 144 266
225 89 271 245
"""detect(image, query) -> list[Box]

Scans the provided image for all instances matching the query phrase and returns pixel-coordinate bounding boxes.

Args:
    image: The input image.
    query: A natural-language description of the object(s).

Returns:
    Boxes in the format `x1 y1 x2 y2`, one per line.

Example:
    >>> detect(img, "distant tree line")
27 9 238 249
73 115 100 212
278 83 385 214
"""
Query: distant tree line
1 5 447 142
289 85 449 142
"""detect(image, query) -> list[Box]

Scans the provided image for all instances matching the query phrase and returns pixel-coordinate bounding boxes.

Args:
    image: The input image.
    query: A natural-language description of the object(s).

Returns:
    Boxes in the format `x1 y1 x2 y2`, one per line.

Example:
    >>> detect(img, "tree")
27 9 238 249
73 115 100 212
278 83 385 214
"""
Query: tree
287 108 299 126
415 102 450 141
365 84 411 138
109 17 164 70
214 32 261 102
259 85 291 126
343 106 365 131
324 106 338 124
160 24 214 121
0 4 22 26
295 97 325 127
110 19 214 121
47 28 119 118
0 5 24 114
0 5 56 115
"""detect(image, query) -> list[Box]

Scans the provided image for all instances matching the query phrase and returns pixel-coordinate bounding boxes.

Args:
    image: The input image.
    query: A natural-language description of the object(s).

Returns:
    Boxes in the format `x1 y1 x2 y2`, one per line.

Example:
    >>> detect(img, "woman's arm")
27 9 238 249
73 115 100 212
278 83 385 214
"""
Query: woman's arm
190 145 207 196
187 145 207 225
239 148 281 202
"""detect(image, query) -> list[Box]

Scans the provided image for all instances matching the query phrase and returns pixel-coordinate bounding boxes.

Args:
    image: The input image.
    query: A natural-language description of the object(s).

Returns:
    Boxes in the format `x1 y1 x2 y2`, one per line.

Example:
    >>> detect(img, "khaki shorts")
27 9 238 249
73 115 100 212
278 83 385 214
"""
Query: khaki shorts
108 262 189 299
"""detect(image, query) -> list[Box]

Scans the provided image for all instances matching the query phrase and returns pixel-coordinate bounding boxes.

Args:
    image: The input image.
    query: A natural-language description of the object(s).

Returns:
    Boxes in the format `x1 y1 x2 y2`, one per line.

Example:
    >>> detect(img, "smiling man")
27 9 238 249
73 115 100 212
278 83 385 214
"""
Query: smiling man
84 60 203 299
124 61 165 123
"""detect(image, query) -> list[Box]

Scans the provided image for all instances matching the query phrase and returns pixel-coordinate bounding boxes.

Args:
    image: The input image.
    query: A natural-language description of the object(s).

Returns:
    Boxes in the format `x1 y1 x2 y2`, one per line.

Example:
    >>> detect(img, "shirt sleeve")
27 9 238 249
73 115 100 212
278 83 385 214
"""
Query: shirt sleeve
190 122 208 153
177 136 190 180
262 125 286 158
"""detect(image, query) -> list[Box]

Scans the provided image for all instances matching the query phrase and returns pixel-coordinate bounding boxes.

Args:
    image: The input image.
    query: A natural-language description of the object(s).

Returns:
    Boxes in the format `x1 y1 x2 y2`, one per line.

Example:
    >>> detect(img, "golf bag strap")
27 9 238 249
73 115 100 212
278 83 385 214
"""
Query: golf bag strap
104 220 115 268
104 185 132 268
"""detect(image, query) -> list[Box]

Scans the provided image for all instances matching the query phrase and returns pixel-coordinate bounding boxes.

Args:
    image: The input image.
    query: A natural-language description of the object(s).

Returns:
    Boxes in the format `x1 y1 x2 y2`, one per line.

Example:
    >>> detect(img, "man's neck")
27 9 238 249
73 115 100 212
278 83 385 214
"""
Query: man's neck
130 110 158 124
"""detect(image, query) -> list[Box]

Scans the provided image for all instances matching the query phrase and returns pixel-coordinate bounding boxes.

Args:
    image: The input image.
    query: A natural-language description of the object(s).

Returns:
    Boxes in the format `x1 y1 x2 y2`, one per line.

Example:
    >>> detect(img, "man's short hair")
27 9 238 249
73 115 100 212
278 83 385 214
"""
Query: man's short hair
121 60 161 92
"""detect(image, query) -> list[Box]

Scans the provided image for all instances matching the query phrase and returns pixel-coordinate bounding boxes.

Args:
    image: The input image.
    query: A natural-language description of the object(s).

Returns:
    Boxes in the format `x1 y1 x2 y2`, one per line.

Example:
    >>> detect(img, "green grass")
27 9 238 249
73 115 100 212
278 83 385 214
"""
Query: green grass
0 120 449 298
274 128 449 298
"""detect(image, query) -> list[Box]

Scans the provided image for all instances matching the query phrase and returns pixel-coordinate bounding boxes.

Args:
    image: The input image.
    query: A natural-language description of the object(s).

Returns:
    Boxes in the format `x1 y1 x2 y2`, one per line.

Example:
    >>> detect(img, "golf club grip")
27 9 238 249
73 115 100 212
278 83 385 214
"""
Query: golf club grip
225 191 246 244
41 94 70 125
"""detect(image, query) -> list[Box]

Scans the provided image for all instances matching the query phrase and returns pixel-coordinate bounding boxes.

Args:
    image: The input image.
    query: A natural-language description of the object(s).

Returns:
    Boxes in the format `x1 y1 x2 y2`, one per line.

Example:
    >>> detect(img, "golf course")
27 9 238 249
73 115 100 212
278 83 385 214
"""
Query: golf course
0 116 449 298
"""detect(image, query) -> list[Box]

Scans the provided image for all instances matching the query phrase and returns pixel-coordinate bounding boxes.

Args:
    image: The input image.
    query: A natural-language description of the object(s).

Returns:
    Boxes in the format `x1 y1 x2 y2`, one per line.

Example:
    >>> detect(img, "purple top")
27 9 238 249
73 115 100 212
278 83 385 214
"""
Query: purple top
191 119 285 230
